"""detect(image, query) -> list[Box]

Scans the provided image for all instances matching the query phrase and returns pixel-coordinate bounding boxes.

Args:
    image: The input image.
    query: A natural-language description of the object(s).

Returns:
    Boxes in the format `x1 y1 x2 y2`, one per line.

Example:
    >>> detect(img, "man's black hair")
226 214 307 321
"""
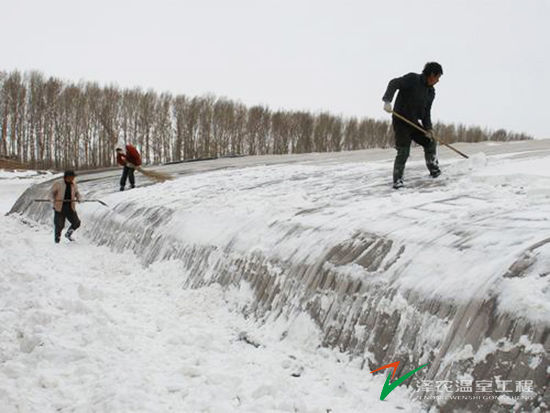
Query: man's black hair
422 62 443 76
64 170 76 178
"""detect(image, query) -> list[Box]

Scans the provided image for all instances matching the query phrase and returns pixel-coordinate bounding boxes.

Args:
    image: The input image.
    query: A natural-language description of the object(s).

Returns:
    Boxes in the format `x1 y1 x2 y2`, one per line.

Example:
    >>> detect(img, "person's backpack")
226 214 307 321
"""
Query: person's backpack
125 144 142 166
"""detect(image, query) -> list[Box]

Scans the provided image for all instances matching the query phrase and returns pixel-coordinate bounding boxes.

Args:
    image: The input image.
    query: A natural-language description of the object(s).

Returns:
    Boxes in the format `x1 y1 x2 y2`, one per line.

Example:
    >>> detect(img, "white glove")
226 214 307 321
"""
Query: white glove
425 129 434 139
383 101 393 113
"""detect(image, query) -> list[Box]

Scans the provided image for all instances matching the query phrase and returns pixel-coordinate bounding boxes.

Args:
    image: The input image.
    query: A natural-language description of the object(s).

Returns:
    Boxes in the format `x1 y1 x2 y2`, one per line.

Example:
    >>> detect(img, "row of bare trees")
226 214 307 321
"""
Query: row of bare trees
0 70 532 170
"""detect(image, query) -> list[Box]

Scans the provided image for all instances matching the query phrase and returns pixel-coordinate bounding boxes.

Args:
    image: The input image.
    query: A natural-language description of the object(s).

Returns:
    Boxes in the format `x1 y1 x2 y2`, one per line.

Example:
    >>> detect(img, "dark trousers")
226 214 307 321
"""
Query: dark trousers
120 166 135 189
392 119 440 183
54 209 81 241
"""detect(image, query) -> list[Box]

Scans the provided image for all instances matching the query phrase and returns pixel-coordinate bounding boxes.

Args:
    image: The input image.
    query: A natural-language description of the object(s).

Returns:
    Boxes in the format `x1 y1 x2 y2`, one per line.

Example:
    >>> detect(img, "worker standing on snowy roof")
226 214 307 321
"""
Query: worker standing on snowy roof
116 144 141 191
50 170 81 243
382 62 443 189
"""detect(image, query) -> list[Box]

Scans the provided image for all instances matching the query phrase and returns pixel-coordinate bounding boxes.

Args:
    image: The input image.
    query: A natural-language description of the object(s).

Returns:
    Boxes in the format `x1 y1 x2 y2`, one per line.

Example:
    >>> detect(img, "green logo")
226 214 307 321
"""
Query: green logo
370 361 429 400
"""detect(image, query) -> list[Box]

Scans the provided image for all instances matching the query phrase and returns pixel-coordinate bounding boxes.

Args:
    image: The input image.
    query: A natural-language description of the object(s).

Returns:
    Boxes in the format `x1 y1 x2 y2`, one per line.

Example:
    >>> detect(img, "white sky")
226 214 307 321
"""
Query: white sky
1 0 549 138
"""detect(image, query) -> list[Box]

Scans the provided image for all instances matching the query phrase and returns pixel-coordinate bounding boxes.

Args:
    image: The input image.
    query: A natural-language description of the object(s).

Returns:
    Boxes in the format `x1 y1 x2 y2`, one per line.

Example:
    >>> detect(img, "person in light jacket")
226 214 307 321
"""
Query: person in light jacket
50 170 81 243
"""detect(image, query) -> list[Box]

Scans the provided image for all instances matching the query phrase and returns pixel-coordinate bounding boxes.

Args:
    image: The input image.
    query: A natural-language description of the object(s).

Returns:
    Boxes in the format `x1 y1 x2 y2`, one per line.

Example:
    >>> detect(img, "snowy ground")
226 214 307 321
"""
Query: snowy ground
2 140 549 412
0 172 418 412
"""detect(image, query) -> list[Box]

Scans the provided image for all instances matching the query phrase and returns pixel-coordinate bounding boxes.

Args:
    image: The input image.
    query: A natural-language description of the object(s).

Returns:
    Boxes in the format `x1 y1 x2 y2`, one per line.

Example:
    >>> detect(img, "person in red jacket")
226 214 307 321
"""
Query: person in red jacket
116 145 141 191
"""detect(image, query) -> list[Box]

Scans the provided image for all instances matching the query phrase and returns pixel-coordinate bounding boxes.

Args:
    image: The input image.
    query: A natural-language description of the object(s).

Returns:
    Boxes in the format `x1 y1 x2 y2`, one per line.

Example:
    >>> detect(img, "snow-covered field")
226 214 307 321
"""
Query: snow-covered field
0 172 417 412
2 140 550 412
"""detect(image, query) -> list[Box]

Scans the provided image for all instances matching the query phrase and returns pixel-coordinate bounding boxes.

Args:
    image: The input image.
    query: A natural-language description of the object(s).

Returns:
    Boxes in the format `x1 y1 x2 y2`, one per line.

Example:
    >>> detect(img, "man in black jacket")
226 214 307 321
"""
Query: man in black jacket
382 62 443 189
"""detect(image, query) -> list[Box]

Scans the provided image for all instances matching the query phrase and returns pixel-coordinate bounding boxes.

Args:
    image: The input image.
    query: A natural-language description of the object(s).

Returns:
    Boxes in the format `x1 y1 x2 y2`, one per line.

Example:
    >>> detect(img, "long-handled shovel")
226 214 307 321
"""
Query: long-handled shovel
34 199 109 207
391 111 469 159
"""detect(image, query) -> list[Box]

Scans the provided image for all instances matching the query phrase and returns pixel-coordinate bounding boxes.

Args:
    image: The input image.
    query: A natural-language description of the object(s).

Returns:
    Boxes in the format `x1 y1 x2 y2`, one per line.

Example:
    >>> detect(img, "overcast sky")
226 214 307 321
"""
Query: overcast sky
1 0 549 138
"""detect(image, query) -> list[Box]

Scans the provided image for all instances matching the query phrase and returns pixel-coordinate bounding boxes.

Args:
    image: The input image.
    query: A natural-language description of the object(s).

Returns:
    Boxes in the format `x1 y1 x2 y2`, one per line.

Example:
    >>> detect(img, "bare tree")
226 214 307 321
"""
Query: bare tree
154 92 173 164
197 95 214 158
138 90 156 163
292 112 314 154
212 98 236 157
1 71 26 159
246 106 270 155
272 111 291 155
